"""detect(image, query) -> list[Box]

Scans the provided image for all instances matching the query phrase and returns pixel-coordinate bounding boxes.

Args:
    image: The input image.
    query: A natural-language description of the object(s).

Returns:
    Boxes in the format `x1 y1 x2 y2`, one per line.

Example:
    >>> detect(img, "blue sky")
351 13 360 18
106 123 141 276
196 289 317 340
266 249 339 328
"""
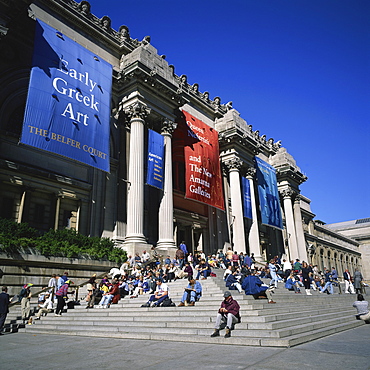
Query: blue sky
86 0 369 224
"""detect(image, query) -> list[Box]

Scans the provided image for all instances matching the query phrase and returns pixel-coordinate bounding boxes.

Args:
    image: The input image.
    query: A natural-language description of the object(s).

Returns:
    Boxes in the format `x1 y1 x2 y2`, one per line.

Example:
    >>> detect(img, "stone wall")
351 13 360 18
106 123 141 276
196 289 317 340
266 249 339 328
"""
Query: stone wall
0 251 117 296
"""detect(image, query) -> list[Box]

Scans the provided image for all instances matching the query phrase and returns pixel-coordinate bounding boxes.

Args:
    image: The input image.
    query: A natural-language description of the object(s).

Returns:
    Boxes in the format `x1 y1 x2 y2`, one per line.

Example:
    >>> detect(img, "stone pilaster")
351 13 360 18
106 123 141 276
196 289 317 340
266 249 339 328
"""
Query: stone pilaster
294 195 308 262
124 102 151 248
282 188 299 261
224 157 246 253
156 119 177 256
246 167 262 261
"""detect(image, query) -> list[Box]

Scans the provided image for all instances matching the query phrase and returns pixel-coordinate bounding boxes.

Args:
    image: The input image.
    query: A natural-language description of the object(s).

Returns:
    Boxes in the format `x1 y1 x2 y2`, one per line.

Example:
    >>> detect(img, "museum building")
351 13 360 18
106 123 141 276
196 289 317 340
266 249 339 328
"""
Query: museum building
0 0 364 276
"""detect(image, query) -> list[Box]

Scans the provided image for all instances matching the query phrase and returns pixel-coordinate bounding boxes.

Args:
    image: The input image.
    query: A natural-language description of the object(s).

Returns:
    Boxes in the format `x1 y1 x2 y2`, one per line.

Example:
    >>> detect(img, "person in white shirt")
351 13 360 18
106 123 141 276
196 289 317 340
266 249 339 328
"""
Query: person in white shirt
141 250 150 264
143 279 169 307
34 293 53 319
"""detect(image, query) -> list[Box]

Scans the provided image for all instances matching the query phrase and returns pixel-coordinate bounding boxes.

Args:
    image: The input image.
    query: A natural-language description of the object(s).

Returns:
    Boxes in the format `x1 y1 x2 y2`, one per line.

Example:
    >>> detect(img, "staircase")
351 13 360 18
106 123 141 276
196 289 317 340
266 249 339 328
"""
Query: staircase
15 272 364 347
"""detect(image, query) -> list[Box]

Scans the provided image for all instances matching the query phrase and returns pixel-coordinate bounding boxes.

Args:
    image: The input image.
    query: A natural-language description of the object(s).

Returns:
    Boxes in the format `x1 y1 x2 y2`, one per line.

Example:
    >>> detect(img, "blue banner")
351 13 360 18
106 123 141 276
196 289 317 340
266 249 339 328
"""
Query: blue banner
21 20 112 172
255 157 283 229
146 129 164 189
242 176 252 219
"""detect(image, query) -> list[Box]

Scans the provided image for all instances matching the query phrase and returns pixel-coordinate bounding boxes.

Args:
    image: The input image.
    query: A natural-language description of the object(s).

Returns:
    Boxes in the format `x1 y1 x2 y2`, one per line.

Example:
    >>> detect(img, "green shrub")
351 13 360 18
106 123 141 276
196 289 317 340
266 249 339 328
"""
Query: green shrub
0 218 127 263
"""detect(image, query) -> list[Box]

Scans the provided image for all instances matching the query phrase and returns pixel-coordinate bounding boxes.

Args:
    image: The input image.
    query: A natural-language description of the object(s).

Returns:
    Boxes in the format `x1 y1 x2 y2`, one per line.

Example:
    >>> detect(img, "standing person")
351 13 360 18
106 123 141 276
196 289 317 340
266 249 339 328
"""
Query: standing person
86 274 97 308
47 274 57 297
19 283 33 323
343 269 355 294
180 241 188 258
0 286 10 334
268 259 280 288
54 280 74 316
353 268 363 294
352 294 370 324
282 259 292 281
176 246 185 269
210 291 240 338
301 261 313 295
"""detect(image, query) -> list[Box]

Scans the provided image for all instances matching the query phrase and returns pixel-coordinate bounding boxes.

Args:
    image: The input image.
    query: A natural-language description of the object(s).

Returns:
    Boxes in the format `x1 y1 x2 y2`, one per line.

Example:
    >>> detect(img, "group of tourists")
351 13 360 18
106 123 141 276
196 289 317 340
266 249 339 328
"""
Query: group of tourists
0 247 368 336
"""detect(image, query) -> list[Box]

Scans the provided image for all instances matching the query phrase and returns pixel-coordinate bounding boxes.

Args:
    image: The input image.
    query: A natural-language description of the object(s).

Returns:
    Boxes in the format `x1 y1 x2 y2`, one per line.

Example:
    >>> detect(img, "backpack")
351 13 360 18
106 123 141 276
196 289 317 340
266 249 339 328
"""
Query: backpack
160 297 175 307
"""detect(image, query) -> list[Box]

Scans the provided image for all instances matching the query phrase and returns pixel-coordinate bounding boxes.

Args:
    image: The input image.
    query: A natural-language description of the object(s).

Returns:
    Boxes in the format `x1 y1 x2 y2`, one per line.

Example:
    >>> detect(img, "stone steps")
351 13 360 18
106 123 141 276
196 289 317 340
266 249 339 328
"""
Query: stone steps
15 275 364 346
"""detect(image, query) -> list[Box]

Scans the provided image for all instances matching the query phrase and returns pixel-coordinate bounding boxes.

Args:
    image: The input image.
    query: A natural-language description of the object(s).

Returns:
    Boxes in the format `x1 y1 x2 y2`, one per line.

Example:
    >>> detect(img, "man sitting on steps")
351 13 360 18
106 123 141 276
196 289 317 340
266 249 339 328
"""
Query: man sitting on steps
141 278 169 307
178 279 202 306
210 291 241 338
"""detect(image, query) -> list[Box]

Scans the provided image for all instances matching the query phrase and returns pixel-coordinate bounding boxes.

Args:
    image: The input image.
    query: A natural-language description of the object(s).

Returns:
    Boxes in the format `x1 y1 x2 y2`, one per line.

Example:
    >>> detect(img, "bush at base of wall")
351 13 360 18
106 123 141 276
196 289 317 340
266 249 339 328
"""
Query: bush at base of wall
0 218 127 263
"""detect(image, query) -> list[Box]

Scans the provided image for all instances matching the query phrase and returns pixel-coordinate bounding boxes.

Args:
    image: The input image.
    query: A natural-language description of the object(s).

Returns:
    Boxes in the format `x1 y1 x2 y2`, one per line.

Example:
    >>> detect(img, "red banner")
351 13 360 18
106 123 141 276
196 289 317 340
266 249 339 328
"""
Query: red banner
182 110 225 210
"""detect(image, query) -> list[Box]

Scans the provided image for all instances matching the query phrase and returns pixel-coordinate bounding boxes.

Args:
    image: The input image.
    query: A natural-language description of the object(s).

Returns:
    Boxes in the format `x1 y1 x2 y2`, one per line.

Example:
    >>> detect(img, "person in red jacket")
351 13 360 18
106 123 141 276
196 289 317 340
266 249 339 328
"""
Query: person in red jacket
211 291 240 338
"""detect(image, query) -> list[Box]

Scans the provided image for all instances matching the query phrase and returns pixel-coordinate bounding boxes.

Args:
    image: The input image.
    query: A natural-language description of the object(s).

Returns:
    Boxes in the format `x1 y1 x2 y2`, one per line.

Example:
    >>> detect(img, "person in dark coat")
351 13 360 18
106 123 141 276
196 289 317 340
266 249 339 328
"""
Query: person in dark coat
210 291 240 338
0 286 10 334
242 272 276 303
353 268 363 294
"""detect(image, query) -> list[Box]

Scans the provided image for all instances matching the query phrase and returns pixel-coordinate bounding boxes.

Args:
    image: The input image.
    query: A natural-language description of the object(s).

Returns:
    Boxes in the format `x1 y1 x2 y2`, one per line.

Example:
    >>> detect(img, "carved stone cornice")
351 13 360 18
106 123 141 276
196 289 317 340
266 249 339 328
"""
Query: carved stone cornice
124 102 151 122
161 119 177 136
223 157 243 172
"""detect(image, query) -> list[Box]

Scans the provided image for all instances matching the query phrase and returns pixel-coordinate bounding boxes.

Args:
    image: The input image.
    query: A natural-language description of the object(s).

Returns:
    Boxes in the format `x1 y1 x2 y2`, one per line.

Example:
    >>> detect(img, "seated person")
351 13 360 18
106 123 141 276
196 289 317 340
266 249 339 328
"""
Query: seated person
285 273 301 293
178 279 202 306
34 293 53 320
223 265 233 281
195 259 211 280
142 279 169 307
225 270 243 293
119 279 130 298
241 271 276 304
98 280 120 308
175 262 193 280
353 294 370 324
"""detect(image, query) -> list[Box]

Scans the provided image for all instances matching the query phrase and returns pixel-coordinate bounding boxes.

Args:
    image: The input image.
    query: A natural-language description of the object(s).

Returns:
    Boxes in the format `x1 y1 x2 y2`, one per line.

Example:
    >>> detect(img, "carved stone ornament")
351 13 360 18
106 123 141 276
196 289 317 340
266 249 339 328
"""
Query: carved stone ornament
161 119 177 136
124 102 151 121
223 157 243 172
245 167 256 179
281 188 296 199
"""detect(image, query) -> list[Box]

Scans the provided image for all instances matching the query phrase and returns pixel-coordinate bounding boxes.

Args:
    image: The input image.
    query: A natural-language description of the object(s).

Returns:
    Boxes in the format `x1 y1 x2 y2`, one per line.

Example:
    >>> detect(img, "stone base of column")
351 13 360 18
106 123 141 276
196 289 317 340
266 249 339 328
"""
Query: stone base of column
122 241 151 259
156 241 177 259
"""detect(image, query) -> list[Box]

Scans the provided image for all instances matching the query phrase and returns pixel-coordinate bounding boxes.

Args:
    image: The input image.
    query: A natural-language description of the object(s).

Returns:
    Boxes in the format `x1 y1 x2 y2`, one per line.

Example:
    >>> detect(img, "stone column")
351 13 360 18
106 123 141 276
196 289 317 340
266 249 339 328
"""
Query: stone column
282 188 299 261
224 157 246 254
157 119 177 256
54 196 61 230
246 167 262 261
17 189 27 223
124 102 151 246
293 195 308 262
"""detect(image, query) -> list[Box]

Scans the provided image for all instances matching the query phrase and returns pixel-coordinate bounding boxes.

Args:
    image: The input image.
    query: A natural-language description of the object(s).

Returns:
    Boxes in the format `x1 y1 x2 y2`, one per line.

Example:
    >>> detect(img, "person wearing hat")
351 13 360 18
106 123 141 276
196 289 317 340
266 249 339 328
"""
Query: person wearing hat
54 280 74 316
18 283 33 322
210 291 240 338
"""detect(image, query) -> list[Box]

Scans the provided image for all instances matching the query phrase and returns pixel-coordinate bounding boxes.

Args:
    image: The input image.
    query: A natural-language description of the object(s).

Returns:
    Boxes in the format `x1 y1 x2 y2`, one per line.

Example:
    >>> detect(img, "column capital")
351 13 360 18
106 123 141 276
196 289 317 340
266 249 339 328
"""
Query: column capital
161 119 177 136
223 157 243 172
124 102 151 121
281 188 296 199
294 194 302 204
245 167 256 179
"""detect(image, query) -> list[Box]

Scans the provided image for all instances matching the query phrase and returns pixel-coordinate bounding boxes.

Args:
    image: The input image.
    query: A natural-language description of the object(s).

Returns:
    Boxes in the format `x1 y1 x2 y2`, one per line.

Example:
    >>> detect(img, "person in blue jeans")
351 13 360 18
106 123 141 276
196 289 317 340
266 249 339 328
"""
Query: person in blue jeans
143 279 169 307
178 279 202 306
319 268 334 294
196 259 211 280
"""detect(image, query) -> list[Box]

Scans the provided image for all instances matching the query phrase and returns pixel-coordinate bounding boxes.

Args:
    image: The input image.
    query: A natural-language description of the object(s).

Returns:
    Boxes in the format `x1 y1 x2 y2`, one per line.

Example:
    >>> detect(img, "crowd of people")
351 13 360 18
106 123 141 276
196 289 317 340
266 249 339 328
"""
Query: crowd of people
0 245 368 335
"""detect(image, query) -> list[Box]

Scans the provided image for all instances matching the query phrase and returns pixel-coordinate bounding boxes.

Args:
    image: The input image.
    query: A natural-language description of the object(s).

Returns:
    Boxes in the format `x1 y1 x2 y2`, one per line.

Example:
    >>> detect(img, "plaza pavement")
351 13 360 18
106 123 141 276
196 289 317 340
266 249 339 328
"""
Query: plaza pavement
0 324 369 369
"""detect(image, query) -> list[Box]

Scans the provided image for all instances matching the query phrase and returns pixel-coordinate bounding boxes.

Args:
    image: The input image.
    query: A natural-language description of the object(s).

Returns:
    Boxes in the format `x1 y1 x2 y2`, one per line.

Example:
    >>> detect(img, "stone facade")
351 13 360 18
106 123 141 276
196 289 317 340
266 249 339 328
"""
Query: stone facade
0 0 364 275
